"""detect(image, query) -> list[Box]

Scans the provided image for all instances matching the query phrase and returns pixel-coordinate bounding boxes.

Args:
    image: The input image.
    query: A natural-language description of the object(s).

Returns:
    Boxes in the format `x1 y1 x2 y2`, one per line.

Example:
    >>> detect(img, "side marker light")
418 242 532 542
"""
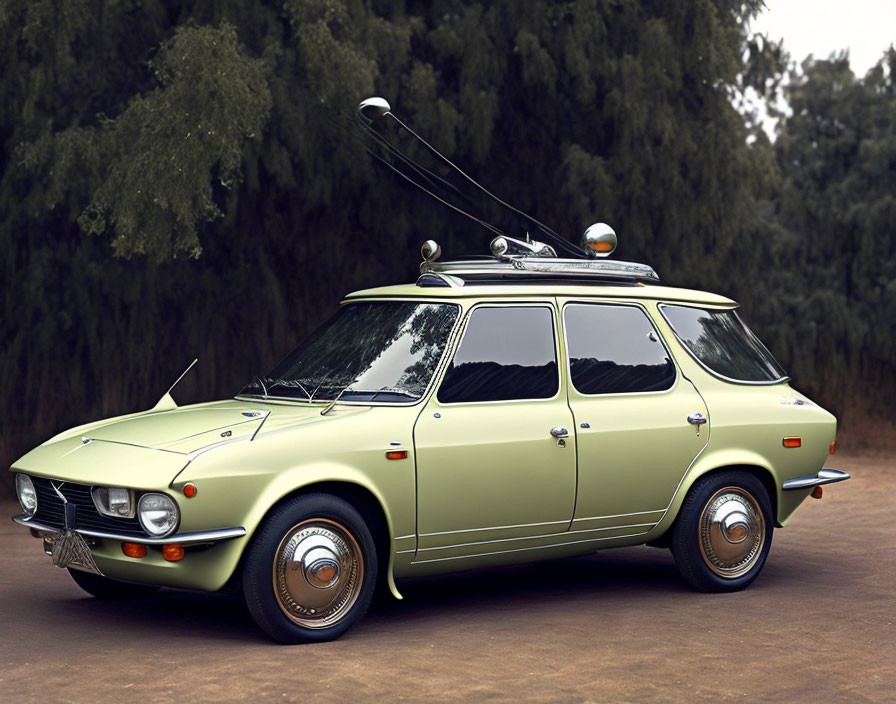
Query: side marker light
122 542 147 558
783 437 802 448
385 450 408 460
163 544 185 562
183 483 197 498
811 486 823 500
830 441 836 455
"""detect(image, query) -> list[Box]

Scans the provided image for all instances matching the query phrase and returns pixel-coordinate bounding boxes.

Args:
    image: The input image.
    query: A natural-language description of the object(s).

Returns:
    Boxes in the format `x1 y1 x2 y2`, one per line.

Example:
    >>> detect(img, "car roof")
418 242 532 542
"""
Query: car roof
345 281 737 306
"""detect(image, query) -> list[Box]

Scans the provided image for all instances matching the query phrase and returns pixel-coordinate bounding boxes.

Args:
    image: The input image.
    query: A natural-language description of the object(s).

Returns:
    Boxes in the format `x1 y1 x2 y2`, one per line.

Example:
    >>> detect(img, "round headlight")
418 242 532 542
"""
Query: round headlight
137 493 179 537
16 474 37 517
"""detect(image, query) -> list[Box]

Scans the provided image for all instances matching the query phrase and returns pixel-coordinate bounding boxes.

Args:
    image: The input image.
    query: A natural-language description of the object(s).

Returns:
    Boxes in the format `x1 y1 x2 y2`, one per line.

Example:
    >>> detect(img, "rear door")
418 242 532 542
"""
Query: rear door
561 300 708 534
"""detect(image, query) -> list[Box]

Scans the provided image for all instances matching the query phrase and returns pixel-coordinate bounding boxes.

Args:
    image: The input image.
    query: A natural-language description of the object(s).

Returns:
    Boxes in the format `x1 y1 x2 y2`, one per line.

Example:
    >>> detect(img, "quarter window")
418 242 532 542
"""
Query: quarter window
438 306 558 403
564 304 675 394
660 305 787 383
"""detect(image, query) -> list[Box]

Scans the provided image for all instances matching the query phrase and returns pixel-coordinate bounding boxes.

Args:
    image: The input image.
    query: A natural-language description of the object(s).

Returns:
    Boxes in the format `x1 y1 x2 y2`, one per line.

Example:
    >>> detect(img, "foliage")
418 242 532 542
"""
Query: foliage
1 0 892 493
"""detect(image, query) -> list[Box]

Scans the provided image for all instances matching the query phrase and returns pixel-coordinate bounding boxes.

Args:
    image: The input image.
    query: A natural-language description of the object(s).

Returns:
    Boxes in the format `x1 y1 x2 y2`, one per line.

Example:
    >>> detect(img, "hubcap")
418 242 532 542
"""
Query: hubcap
272 519 363 629
698 487 766 579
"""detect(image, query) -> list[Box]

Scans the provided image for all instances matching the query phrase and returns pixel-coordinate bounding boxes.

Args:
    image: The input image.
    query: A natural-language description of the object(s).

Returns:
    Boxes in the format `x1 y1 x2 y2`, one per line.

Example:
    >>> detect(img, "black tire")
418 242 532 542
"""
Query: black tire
242 493 378 644
68 568 160 600
671 470 774 592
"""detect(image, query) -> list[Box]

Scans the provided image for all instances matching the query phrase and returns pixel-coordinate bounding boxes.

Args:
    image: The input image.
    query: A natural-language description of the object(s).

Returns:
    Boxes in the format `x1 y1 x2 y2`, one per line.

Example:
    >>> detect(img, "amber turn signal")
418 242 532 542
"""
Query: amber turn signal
183 483 197 498
783 437 802 448
162 543 185 562
811 486 823 499
385 450 408 460
122 542 147 558
830 441 836 455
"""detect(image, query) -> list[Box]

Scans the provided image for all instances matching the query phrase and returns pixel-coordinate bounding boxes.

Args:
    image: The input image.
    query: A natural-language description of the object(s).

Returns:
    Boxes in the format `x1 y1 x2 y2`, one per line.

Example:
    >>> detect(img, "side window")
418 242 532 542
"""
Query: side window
438 306 558 403
564 304 675 394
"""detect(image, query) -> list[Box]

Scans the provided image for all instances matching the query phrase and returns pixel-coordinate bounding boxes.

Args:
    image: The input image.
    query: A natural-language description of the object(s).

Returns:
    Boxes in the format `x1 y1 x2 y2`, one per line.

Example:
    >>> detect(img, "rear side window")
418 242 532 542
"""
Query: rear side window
660 305 787 383
438 306 558 403
564 304 675 394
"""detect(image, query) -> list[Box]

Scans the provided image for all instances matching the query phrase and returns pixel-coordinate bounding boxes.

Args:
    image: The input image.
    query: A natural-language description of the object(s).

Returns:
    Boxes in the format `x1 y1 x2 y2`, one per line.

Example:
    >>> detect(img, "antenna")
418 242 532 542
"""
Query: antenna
358 97 586 259
151 358 198 412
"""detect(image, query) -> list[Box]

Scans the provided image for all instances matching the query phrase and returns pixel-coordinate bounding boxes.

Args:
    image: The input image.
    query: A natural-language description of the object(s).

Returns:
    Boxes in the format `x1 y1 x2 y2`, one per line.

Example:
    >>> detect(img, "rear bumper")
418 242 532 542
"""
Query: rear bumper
782 468 851 491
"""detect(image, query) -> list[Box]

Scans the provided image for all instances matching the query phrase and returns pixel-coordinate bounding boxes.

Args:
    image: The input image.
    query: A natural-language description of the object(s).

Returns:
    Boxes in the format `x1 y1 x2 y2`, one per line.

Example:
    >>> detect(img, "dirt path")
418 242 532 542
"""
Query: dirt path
1 454 892 702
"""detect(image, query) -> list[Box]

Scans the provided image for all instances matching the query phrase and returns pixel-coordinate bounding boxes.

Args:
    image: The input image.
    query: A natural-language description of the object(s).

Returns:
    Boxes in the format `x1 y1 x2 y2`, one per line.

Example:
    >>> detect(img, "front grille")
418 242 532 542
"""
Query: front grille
30 477 147 538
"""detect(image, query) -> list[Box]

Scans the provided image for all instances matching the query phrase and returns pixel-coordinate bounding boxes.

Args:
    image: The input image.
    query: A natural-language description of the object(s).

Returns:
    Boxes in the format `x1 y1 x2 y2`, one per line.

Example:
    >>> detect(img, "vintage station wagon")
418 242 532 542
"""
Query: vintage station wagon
10 228 850 643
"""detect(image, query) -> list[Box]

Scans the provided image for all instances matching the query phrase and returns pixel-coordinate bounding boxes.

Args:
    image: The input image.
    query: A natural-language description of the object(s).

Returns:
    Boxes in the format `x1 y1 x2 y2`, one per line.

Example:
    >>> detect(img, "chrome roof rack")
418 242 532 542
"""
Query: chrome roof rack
414 227 660 288
420 257 659 282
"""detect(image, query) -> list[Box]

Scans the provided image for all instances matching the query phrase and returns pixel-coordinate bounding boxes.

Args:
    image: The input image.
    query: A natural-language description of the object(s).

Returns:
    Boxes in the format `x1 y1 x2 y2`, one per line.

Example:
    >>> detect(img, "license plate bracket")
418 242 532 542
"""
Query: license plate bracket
47 530 103 576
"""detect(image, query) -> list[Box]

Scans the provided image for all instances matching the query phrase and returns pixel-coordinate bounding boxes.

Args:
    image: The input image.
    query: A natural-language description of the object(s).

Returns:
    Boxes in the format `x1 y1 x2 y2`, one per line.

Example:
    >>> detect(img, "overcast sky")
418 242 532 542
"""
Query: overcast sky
750 0 896 76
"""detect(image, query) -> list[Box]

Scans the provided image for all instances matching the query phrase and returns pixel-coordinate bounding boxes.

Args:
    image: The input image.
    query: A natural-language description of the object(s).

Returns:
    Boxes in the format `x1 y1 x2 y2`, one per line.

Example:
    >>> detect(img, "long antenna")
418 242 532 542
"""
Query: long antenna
359 97 586 258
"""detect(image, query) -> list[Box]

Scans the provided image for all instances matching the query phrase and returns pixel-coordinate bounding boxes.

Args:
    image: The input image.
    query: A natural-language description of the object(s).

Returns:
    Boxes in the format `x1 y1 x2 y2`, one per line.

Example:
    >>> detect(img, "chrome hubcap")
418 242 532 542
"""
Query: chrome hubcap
698 487 765 579
273 519 363 629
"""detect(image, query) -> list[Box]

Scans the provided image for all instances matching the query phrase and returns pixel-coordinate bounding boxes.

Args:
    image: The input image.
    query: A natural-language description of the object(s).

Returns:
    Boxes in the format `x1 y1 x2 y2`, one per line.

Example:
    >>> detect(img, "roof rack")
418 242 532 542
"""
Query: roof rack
417 256 660 288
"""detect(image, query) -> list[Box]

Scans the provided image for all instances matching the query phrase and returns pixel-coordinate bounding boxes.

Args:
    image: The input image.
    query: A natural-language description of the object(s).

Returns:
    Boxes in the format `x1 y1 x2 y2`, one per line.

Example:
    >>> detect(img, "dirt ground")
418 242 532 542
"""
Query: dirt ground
0 453 892 703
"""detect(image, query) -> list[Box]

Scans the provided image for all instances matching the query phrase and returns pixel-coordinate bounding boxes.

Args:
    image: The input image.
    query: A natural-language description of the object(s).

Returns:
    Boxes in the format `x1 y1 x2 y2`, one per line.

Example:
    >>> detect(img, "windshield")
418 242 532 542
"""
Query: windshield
238 301 459 403
660 304 787 384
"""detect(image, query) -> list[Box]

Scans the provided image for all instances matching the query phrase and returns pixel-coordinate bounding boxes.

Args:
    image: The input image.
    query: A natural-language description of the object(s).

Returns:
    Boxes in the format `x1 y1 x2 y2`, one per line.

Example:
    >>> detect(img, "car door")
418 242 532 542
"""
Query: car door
413 302 577 558
561 300 709 534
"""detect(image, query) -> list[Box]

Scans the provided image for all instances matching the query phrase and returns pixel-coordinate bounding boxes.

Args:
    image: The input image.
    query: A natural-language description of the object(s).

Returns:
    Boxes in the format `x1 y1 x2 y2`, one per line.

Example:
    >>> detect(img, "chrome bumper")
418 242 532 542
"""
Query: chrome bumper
12 515 246 545
782 468 851 491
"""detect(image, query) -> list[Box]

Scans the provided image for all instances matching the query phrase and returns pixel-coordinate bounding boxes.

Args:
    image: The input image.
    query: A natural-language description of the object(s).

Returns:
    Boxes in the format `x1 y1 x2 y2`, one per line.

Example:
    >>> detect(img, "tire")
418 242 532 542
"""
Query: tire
242 493 378 644
670 470 773 592
68 568 160 600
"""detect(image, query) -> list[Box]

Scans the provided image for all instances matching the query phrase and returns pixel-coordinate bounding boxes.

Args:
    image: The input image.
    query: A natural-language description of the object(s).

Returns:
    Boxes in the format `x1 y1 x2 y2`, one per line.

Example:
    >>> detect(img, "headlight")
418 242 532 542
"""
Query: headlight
91 486 134 518
137 493 179 537
15 474 37 517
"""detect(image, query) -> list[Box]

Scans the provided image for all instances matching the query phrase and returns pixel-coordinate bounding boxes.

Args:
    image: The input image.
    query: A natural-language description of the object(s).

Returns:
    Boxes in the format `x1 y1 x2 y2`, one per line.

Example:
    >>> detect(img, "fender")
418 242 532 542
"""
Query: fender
643 447 786 542
179 457 408 598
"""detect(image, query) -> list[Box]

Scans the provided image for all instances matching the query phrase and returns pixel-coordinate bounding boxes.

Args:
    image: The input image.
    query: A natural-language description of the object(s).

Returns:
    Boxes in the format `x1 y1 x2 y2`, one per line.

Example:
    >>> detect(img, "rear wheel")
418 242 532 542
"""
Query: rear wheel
242 494 377 643
671 471 773 592
68 568 160 600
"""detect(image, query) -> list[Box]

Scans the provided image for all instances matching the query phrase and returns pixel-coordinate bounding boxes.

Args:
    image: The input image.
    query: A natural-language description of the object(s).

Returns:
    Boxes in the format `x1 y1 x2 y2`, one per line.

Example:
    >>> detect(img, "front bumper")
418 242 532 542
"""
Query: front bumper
782 468 851 490
12 514 249 591
13 515 246 544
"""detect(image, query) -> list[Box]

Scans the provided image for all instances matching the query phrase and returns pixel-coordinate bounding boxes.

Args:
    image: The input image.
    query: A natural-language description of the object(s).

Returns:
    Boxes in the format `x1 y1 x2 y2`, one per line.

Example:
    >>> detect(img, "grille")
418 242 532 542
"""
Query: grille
30 477 147 537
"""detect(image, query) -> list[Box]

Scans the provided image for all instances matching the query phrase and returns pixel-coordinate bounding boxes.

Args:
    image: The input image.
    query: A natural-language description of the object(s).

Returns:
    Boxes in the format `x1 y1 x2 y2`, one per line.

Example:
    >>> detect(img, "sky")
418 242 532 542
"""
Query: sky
750 0 896 76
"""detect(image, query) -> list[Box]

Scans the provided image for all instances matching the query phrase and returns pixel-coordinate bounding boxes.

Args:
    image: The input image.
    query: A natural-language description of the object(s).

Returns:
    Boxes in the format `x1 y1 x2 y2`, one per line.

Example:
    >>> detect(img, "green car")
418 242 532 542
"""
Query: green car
10 231 849 643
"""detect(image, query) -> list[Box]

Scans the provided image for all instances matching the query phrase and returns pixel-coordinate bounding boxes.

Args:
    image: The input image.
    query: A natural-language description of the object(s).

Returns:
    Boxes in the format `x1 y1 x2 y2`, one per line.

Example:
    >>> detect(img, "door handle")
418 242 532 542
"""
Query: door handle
550 427 570 439
687 412 707 437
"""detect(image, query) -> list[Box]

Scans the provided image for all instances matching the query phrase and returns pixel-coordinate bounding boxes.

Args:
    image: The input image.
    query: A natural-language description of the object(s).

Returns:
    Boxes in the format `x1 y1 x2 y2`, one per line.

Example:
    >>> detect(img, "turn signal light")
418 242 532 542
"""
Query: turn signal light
183 483 197 498
162 543 185 562
122 542 147 558
385 450 408 460
830 441 836 455
783 437 802 448
811 486 823 500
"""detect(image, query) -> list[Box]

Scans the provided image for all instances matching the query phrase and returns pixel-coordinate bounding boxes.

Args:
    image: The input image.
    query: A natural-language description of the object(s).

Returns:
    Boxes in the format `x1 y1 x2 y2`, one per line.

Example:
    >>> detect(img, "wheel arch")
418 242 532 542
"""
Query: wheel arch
646 456 781 545
230 478 402 600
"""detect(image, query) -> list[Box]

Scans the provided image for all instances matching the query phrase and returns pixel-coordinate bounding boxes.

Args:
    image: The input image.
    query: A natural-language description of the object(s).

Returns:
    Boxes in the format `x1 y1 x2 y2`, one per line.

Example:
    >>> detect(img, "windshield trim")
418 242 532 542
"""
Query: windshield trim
234 299 464 408
657 303 791 387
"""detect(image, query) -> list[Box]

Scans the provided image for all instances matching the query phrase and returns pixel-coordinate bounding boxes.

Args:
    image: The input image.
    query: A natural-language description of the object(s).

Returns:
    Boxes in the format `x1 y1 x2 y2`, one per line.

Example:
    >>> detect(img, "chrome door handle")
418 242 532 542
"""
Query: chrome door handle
687 413 707 426
550 427 570 439
687 412 707 437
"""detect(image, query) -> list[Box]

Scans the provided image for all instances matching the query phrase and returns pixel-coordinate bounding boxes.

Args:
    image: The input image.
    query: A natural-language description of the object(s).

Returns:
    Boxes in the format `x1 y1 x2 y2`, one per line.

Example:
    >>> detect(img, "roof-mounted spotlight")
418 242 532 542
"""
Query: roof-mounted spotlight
358 97 391 122
582 223 617 258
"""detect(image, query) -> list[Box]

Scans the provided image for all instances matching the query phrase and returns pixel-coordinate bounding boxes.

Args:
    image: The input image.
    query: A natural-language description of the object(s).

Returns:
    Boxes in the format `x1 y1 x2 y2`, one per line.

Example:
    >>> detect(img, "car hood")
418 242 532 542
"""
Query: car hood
82 400 349 453
12 400 366 489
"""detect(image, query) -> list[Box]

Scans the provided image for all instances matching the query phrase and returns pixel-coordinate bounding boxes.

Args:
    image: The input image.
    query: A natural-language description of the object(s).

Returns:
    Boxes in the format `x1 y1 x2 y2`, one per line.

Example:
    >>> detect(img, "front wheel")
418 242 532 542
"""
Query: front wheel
671 471 773 592
242 494 378 643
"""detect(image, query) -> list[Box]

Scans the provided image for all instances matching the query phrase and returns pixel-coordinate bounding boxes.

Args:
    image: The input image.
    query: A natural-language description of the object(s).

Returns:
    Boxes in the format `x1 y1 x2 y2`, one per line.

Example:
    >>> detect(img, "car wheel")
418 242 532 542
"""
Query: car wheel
68 568 160 599
671 470 773 592
242 493 378 643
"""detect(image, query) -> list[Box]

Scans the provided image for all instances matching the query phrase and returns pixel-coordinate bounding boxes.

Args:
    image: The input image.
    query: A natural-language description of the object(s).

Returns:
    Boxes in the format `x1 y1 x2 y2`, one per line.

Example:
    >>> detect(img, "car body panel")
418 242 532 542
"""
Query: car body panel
9 282 839 600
